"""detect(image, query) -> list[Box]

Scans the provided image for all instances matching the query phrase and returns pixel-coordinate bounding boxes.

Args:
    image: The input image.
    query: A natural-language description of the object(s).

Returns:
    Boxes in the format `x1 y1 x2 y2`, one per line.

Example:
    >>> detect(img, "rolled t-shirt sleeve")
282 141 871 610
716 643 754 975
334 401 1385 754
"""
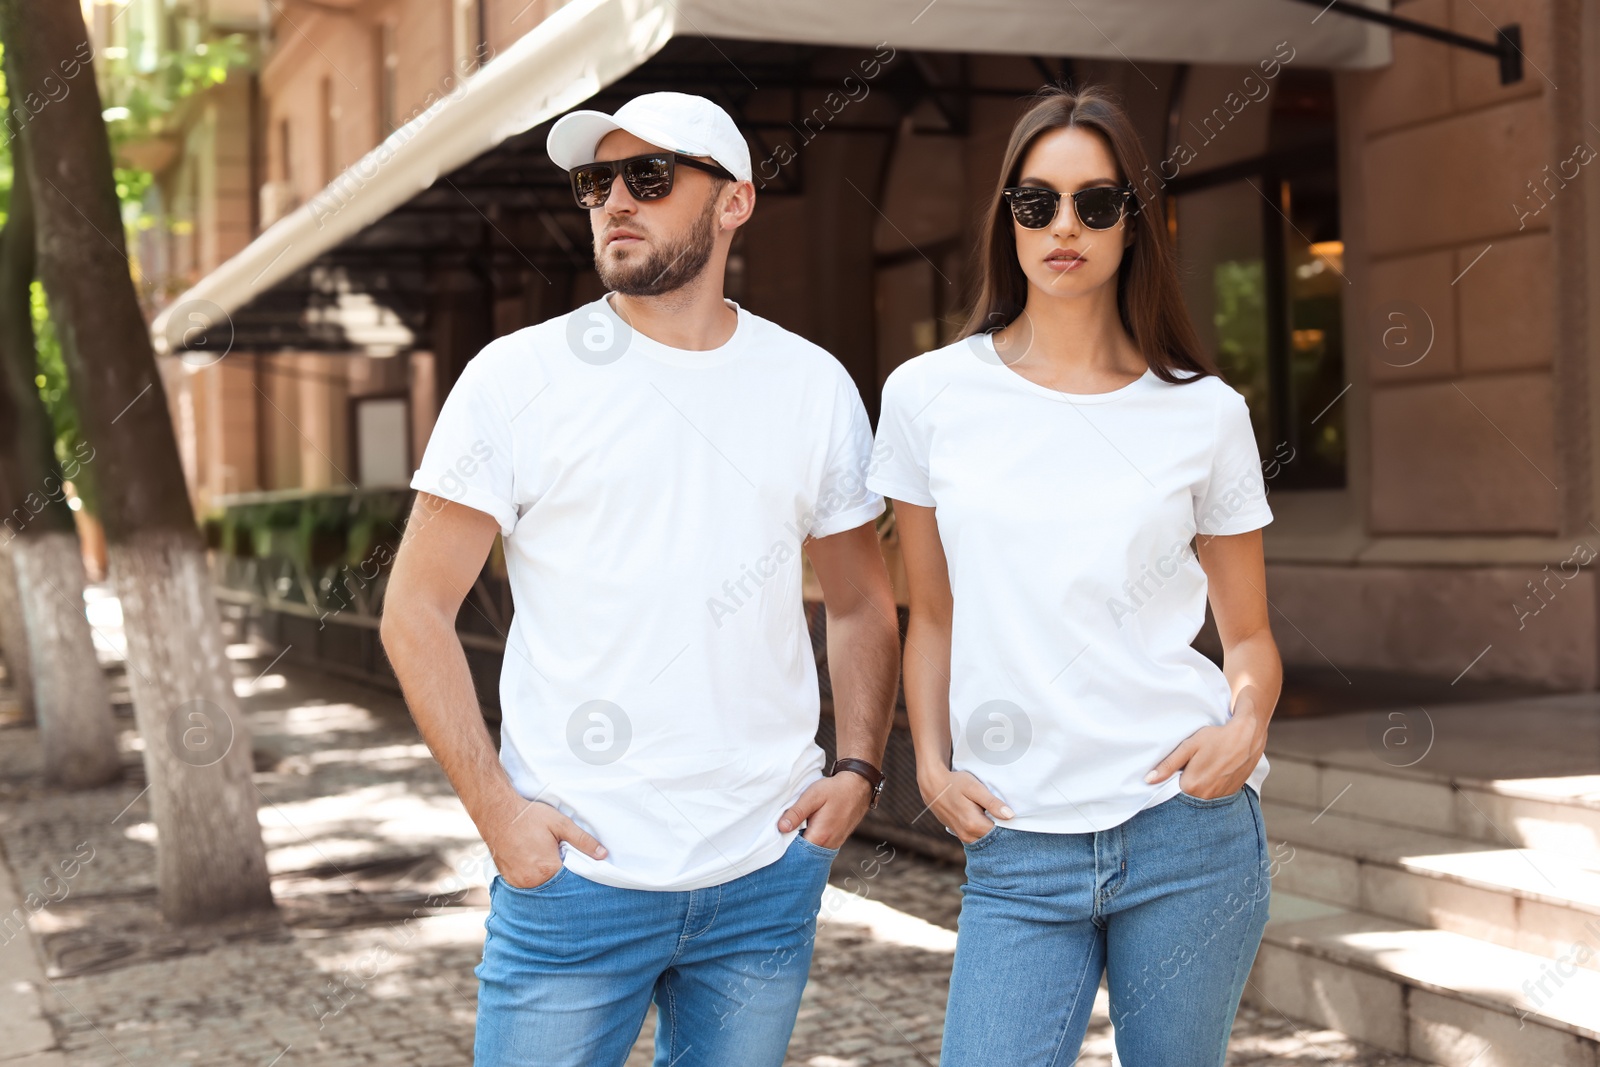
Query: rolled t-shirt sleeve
1193 387 1273 536
808 370 886 539
865 363 936 507
410 351 520 537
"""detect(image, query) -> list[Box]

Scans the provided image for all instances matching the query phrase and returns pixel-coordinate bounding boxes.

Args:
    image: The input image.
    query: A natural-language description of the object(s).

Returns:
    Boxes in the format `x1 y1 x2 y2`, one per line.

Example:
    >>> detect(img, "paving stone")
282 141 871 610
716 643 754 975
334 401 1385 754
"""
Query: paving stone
0 639 1435 1066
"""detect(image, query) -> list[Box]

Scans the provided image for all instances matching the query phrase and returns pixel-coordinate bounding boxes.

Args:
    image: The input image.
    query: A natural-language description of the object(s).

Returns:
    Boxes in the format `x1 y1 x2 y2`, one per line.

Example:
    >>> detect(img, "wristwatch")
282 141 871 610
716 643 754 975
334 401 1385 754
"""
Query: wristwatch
830 757 885 809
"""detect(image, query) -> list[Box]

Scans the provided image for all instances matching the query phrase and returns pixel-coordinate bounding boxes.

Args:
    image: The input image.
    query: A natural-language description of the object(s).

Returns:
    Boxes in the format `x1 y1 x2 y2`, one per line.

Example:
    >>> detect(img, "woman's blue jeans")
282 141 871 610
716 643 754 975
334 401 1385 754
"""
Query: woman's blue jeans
942 787 1272 1066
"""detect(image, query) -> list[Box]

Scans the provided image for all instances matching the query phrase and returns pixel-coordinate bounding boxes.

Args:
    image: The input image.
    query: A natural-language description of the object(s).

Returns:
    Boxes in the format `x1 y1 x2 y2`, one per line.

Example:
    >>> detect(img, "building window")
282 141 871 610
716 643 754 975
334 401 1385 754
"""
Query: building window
1169 69 1346 491
321 76 337 185
378 22 398 137
452 0 484 73
352 394 411 488
277 116 291 183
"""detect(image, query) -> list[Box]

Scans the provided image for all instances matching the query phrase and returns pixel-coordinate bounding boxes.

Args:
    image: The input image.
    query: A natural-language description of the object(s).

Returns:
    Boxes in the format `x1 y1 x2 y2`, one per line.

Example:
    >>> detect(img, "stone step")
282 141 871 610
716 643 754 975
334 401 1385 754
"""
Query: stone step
1261 797 1600 972
1247 891 1600 1067
1263 746 1600 862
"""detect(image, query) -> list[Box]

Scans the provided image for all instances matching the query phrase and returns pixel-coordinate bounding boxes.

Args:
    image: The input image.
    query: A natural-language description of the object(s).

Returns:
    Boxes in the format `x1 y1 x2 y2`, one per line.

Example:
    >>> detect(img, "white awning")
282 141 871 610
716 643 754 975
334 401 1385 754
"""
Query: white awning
698 0 1389 66
151 0 1389 349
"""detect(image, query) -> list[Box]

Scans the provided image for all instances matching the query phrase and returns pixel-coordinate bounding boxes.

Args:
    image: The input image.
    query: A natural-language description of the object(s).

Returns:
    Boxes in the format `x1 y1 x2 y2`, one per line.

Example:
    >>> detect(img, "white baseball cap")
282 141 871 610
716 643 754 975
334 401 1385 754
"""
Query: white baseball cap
546 91 752 183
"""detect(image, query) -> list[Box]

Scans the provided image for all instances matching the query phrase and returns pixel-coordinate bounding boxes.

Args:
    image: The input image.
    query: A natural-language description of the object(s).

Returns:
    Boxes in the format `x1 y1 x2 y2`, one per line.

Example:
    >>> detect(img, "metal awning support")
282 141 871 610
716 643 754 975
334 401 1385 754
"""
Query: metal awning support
1288 0 1522 83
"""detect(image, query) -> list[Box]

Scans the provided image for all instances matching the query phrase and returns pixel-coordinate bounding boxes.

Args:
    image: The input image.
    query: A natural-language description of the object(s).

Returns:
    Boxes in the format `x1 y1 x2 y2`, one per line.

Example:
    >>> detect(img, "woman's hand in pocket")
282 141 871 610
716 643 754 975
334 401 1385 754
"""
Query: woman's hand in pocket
1146 716 1265 800
919 767 1013 844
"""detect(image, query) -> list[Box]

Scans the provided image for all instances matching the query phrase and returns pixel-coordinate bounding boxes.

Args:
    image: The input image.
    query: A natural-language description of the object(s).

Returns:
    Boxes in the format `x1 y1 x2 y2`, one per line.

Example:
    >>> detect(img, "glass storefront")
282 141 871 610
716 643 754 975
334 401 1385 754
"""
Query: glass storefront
1172 69 1346 491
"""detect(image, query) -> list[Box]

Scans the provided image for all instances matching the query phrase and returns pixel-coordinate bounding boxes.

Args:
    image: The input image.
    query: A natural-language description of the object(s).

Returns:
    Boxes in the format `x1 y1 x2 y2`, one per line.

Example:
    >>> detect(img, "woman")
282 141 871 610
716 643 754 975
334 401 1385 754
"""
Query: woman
866 86 1282 1066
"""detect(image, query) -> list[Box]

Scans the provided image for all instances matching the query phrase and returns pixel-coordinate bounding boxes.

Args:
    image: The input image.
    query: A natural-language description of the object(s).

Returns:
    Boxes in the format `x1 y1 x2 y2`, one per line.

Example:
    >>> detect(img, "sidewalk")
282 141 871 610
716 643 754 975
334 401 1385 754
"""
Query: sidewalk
0 601 1430 1065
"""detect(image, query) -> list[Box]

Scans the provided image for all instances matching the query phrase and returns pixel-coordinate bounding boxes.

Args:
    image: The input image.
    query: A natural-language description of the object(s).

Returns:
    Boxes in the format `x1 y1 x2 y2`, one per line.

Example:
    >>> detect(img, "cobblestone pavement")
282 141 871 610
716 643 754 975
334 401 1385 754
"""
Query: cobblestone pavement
0 617 1430 1066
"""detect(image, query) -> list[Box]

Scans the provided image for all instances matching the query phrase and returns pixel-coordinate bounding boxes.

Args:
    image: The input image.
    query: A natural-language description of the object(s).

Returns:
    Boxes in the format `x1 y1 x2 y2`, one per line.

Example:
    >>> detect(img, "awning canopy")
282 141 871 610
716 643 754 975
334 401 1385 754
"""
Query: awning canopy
701 0 1388 64
151 0 1391 354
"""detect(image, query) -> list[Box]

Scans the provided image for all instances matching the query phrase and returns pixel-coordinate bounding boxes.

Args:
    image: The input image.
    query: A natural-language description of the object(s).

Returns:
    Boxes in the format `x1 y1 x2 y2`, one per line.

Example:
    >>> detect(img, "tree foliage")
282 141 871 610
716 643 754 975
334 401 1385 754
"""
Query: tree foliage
100 31 252 230
0 23 252 518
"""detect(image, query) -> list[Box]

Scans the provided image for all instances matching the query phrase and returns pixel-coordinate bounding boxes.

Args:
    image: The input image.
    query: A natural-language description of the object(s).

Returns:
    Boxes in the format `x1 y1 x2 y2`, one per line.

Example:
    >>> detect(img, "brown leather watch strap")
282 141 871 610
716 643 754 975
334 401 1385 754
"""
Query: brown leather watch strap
830 757 885 809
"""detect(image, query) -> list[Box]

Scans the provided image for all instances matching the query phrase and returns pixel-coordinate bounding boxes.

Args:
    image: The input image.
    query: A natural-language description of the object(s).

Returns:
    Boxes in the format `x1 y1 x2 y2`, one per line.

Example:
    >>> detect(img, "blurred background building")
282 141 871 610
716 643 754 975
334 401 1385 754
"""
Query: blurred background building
112 0 1598 695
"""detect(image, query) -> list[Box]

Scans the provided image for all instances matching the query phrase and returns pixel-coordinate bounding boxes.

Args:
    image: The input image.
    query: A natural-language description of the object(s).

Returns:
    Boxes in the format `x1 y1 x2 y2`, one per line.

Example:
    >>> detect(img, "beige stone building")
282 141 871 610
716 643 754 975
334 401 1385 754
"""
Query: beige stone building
127 0 1598 694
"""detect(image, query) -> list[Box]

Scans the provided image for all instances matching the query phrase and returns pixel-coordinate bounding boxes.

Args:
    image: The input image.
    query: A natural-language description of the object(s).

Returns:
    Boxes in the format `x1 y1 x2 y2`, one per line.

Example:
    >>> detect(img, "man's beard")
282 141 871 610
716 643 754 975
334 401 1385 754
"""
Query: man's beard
595 195 718 297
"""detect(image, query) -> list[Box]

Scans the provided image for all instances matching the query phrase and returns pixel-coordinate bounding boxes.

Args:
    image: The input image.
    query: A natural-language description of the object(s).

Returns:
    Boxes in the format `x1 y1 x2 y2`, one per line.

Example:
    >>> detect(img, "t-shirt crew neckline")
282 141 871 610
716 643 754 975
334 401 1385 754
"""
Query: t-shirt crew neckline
598 291 750 369
982 333 1157 404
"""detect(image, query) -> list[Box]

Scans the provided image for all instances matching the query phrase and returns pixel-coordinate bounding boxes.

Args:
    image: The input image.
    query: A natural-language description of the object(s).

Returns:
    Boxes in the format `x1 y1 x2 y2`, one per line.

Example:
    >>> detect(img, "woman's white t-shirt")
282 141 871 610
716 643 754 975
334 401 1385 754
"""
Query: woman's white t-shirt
866 333 1273 834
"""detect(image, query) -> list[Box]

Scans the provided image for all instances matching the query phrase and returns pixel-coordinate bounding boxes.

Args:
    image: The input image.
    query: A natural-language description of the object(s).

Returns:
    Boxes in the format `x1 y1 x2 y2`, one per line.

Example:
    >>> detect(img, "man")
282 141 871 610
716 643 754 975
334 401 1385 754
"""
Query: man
380 91 900 1067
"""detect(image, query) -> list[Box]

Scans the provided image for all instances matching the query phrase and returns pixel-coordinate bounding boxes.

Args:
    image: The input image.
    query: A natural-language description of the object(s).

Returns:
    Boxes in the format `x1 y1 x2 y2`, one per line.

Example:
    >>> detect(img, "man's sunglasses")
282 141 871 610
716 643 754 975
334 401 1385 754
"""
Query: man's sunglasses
569 152 737 209
1001 184 1139 231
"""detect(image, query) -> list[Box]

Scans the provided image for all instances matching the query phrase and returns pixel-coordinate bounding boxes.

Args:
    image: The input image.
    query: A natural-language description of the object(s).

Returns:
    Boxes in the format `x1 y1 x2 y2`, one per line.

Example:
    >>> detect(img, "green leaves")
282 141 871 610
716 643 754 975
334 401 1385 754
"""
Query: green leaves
30 280 98 517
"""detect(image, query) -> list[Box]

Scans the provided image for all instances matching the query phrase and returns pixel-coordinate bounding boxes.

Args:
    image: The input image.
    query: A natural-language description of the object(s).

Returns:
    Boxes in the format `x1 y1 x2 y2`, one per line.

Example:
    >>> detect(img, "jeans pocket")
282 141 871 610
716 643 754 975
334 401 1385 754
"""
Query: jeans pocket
1175 786 1245 808
962 823 1002 851
493 866 570 895
794 833 840 859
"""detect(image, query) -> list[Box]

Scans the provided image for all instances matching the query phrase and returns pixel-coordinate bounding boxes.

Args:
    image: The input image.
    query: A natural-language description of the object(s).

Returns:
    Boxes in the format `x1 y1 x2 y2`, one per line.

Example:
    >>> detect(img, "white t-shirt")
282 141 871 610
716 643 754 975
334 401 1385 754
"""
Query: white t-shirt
409 293 884 890
866 333 1273 834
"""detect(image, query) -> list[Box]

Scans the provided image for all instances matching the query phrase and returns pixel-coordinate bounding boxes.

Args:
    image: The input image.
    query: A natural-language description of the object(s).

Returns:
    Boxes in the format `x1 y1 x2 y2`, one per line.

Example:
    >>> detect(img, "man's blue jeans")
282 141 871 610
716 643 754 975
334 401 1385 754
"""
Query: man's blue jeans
473 832 837 1066
942 787 1273 1066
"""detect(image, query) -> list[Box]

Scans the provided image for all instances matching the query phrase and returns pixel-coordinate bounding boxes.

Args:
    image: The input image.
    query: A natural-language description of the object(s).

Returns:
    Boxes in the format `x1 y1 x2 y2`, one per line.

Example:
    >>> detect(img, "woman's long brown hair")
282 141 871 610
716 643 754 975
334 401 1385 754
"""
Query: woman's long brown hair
962 85 1218 385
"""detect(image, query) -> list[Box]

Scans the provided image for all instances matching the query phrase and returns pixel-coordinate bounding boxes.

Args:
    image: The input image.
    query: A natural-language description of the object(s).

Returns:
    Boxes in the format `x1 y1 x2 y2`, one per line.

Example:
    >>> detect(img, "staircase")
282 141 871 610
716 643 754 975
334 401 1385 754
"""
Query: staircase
1247 693 1600 1067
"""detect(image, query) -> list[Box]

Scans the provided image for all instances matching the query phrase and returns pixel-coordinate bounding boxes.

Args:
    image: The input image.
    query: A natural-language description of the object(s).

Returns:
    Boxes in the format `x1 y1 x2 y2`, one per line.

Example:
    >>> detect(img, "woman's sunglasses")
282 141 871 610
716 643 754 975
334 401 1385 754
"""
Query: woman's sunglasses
569 152 737 209
1001 184 1138 231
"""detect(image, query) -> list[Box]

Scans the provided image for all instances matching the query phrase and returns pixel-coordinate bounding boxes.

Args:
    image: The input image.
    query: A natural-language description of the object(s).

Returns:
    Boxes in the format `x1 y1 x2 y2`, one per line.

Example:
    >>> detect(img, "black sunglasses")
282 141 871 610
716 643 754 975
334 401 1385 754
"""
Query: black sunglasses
569 152 737 209
1001 184 1138 231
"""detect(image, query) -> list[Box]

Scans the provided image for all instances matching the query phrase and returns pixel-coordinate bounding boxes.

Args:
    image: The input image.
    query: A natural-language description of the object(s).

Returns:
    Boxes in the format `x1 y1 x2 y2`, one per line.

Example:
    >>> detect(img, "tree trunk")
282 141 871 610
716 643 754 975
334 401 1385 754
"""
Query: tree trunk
0 541 36 721
0 58 119 783
12 532 120 786
0 78 40 726
0 0 274 922
113 527 272 917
